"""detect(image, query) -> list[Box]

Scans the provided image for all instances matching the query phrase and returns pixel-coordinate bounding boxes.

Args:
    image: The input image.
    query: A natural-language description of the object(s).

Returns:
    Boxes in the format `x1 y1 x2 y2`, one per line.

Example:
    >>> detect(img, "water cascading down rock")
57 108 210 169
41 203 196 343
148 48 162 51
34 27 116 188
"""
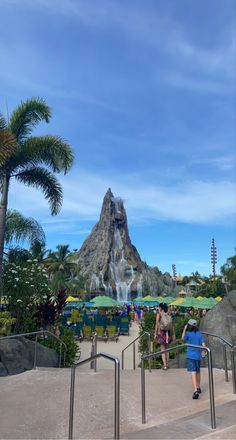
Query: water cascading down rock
75 189 174 301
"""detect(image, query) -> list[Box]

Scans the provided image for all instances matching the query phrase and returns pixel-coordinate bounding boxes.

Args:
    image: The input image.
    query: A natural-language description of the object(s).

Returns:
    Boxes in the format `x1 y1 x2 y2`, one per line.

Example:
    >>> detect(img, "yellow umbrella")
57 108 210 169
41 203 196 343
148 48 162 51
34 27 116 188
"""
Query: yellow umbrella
179 290 187 295
215 296 222 301
66 295 78 302
196 296 203 300
170 298 185 306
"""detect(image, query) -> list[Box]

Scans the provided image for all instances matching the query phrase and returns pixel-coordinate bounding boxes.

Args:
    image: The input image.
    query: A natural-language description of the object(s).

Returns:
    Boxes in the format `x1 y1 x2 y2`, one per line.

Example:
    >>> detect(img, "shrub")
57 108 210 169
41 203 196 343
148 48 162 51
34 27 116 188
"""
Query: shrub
0 311 16 336
38 328 80 367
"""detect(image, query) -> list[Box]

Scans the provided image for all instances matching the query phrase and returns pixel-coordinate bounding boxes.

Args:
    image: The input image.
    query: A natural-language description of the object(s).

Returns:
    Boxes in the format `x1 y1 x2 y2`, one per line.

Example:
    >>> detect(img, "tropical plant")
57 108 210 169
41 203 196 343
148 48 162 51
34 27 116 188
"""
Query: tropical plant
45 244 77 292
221 255 236 291
36 287 67 328
0 311 16 336
5 209 45 247
3 259 49 331
0 97 74 301
38 328 80 367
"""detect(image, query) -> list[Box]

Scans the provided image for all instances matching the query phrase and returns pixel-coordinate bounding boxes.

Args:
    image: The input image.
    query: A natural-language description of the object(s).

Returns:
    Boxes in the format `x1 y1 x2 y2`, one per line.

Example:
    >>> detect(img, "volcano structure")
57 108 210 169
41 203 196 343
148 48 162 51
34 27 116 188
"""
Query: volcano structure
75 189 174 301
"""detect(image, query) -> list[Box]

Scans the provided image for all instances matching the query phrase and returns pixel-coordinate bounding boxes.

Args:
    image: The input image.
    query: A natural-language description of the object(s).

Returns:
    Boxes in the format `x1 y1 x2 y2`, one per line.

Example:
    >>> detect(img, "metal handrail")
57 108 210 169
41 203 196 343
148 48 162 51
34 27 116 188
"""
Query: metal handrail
201 331 235 392
0 330 67 368
201 331 233 348
141 344 216 430
90 331 98 372
68 352 120 440
230 345 236 394
122 331 151 372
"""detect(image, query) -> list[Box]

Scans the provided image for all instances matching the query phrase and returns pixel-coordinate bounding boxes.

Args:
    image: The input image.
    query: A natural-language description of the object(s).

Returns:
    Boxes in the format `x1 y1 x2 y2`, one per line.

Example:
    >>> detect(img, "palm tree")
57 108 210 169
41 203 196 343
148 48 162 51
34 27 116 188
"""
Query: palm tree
0 97 74 298
221 255 236 291
0 115 17 166
45 244 77 292
5 209 45 248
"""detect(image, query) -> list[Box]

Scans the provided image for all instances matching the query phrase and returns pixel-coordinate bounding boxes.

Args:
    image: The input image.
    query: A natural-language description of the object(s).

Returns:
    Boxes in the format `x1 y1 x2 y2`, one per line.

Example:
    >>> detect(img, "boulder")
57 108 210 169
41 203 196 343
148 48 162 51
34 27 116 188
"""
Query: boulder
0 337 59 376
200 290 236 369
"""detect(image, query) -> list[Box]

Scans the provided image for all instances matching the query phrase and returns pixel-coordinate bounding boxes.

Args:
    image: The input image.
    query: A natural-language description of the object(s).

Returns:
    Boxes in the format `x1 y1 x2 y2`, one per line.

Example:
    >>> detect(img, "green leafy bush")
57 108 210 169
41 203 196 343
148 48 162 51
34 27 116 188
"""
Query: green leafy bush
38 328 80 367
0 311 16 336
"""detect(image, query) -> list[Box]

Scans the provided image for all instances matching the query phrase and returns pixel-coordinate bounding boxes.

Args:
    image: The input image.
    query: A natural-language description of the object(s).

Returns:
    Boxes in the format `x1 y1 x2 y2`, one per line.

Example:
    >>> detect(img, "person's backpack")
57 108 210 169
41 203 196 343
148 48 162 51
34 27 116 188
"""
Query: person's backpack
160 314 172 331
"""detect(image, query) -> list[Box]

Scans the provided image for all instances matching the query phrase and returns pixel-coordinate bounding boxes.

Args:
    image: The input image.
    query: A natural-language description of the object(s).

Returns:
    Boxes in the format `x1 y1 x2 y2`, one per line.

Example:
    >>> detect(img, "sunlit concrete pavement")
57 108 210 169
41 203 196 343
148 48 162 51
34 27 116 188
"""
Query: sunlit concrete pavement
0 364 235 439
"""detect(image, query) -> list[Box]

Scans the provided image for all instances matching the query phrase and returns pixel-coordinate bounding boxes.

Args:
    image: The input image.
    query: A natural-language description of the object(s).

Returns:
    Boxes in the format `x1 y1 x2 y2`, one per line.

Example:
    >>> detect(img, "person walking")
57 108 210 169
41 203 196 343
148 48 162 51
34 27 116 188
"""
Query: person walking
182 319 205 399
155 303 175 370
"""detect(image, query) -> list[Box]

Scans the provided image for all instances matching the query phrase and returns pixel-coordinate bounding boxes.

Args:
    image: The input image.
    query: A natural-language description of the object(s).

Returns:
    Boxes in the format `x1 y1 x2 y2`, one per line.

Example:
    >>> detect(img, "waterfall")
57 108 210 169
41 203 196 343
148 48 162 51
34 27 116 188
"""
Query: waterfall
109 225 136 301
137 274 143 296
90 273 100 291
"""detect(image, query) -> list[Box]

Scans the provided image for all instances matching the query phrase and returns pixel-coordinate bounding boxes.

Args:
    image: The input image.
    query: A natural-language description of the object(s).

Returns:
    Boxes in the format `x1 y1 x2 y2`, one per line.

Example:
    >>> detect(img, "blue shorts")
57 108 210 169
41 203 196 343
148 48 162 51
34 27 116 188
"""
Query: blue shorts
187 358 201 372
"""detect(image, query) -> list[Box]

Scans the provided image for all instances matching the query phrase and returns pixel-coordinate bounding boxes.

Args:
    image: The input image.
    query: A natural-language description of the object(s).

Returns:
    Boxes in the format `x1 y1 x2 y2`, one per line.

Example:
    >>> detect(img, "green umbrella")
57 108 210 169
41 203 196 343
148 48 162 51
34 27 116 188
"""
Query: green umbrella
195 300 213 309
90 296 120 308
134 296 144 302
180 297 200 308
142 295 158 302
162 296 175 304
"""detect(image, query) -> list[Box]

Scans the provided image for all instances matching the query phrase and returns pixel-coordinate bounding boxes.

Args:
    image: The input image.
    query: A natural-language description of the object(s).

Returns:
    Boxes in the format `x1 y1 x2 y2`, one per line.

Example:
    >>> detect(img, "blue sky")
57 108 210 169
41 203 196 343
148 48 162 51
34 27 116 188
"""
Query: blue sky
1 0 235 276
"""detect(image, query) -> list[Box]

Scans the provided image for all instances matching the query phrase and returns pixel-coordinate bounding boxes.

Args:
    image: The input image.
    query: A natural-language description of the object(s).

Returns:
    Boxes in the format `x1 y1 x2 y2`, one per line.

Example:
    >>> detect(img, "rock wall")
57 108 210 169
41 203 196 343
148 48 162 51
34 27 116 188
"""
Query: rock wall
200 290 236 369
0 337 59 376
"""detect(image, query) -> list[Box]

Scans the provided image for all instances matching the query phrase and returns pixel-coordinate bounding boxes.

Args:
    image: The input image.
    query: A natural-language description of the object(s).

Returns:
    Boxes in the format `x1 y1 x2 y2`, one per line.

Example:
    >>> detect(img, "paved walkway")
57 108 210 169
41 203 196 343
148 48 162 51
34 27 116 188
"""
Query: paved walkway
78 321 141 370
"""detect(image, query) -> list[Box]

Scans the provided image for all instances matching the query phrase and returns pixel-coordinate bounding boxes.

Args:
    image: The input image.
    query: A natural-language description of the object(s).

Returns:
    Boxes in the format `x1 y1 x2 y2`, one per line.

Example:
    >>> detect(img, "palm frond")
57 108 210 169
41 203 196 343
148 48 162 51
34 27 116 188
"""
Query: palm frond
8 135 74 174
5 209 45 245
0 129 17 167
9 97 51 143
15 167 63 215
0 113 7 131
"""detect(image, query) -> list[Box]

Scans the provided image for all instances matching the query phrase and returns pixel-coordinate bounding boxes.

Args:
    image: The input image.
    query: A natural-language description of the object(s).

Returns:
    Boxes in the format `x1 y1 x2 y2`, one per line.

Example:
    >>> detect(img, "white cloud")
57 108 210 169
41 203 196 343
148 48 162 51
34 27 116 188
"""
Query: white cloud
9 169 235 226
190 155 236 171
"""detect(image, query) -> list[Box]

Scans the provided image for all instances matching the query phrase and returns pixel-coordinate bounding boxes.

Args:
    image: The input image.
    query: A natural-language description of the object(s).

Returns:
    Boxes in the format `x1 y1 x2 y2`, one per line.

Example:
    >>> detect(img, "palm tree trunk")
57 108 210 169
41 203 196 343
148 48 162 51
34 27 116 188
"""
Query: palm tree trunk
0 175 10 306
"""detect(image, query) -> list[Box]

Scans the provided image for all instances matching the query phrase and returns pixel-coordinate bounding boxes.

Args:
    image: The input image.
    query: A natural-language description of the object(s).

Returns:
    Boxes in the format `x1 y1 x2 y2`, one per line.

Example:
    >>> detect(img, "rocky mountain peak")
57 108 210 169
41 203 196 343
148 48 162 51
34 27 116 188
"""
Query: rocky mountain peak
75 189 174 300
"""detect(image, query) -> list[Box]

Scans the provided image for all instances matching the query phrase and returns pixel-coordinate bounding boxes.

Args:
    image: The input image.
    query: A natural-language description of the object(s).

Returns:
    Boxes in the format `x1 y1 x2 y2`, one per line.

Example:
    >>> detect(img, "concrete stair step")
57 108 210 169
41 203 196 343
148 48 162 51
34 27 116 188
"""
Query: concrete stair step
123 400 236 439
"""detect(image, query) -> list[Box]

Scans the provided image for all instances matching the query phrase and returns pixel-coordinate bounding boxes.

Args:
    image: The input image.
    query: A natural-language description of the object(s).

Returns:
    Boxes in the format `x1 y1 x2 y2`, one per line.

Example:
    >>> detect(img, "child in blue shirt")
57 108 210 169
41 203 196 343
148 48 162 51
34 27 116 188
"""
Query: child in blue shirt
182 319 205 399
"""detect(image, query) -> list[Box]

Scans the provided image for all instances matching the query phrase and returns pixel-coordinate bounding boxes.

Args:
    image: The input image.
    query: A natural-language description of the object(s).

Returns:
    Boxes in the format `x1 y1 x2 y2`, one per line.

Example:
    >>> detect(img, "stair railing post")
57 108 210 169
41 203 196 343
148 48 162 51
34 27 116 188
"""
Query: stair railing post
133 343 136 370
121 350 124 370
114 359 120 439
59 343 62 368
68 366 76 440
231 347 236 394
147 333 151 372
222 343 228 382
33 335 38 369
206 347 216 429
141 358 146 424
94 332 97 373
